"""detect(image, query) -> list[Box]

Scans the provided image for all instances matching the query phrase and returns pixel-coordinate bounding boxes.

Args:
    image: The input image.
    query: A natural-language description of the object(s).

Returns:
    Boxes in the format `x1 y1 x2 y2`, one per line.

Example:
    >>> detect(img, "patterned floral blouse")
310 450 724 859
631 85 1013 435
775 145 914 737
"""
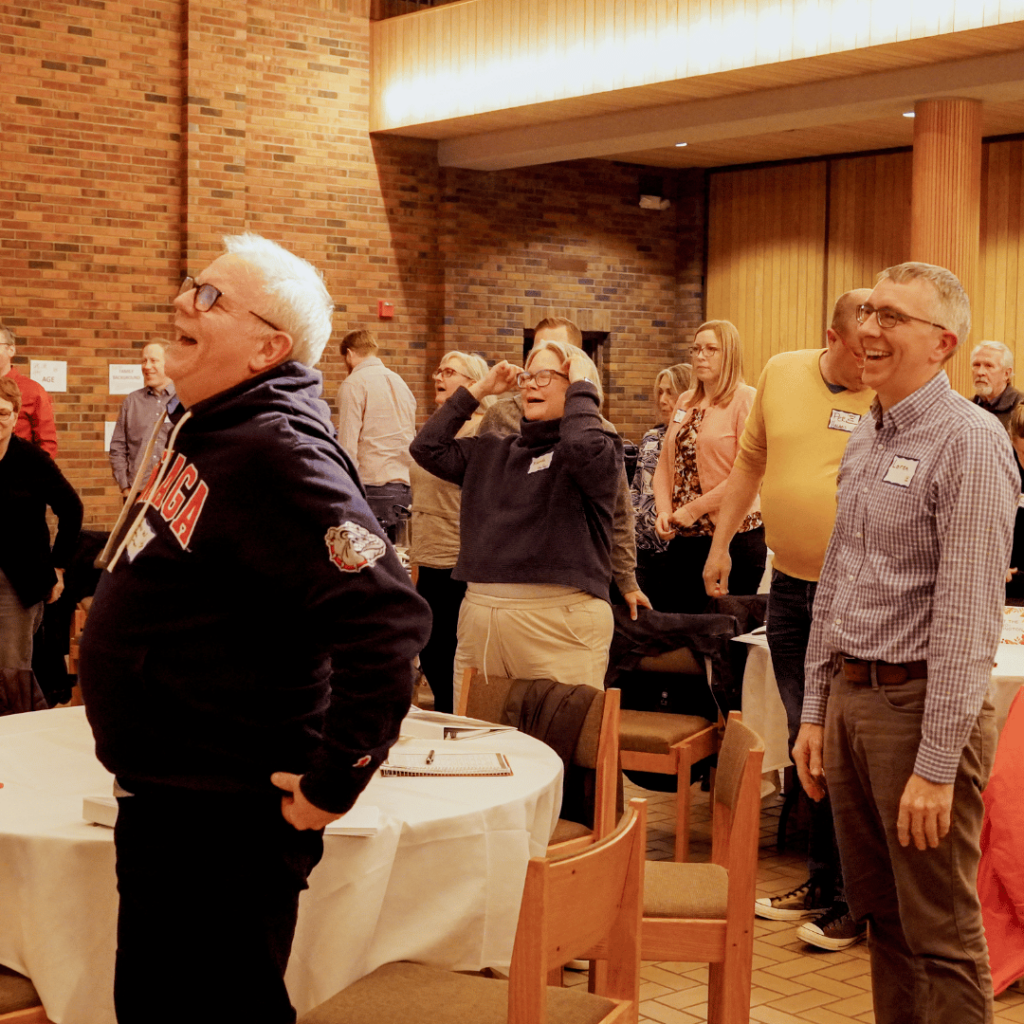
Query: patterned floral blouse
671 408 762 538
630 424 669 553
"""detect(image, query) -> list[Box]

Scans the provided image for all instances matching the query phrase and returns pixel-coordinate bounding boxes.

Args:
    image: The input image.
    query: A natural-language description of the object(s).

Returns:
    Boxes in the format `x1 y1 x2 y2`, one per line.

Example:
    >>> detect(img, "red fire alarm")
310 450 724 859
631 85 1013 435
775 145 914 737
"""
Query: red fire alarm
377 300 394 319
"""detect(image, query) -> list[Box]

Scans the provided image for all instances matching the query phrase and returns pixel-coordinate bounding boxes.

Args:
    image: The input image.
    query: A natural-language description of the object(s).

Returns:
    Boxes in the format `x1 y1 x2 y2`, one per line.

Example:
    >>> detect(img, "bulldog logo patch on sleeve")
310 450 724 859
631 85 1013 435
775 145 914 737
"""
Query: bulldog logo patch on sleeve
325 522 387 573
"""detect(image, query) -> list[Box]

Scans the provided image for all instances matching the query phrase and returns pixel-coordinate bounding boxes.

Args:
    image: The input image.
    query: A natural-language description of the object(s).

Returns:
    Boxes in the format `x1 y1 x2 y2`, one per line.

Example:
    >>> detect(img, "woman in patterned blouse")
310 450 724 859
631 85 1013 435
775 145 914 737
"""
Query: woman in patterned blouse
651 321 765 613
630 363 691 596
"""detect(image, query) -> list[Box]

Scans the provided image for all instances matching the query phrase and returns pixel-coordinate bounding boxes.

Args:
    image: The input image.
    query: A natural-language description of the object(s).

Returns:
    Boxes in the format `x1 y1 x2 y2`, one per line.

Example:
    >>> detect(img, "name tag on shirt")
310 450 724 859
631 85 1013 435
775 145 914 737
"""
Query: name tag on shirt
883 455 919 487
828 409 862 433
1018 493 1024 510
672 408 686 424
529 452 553 474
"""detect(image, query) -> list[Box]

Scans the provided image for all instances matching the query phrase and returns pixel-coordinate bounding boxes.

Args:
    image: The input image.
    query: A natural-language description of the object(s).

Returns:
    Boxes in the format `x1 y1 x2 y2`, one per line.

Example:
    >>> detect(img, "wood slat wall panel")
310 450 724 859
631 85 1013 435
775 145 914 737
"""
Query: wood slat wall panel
827 151 913 299
979 140 1024 371
709 141 1024 391
707 163 827 377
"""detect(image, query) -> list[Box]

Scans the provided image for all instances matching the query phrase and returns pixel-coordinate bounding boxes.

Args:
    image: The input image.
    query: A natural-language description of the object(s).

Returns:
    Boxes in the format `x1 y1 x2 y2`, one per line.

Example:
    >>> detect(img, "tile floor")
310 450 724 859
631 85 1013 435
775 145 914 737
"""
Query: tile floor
561 777 1024 1024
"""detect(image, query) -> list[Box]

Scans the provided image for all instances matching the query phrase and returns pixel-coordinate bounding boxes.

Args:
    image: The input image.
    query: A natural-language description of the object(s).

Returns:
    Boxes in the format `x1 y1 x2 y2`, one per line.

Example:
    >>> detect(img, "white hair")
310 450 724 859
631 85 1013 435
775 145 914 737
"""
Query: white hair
971 340 1013 372
222 234 334 366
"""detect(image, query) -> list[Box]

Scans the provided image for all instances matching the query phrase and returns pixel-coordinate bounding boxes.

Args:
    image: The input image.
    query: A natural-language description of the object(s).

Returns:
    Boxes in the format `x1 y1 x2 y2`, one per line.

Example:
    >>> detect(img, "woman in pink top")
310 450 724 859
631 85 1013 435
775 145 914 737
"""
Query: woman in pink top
651 320 765 613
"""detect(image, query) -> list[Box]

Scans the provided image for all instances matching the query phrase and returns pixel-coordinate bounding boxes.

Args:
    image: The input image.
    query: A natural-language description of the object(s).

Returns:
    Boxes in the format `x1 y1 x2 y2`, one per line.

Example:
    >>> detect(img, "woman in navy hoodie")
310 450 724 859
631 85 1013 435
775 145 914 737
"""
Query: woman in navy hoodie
411 339 621 710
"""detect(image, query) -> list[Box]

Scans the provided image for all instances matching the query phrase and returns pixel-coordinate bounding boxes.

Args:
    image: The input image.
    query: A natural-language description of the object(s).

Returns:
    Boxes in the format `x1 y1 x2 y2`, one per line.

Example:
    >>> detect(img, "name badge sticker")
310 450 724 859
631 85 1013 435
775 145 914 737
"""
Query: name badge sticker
1018 492 1024 509
828 409 862 433
883 455 919 487
529 452 553 474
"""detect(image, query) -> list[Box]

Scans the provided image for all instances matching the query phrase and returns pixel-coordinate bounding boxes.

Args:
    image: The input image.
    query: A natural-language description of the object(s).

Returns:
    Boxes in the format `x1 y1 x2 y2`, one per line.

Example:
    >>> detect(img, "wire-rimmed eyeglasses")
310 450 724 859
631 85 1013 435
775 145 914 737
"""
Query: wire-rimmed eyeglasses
856 304 946 332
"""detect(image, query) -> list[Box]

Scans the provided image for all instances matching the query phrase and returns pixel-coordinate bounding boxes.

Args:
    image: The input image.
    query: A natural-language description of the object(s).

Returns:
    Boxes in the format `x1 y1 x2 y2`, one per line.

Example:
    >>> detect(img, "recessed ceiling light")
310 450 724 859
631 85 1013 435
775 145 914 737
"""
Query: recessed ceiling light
675 142 688 147
903 111 916 118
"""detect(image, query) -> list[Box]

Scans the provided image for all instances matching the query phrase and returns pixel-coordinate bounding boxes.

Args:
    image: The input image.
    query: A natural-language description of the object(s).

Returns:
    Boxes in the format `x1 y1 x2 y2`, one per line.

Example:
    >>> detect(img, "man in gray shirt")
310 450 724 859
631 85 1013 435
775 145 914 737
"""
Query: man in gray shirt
109 342 176 497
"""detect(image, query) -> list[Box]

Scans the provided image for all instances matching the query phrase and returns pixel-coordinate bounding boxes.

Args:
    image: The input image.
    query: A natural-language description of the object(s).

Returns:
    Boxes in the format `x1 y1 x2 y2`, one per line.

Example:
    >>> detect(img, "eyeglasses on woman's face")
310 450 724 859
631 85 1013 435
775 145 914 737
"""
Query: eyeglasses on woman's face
432 366 467 380
0 408 15 422
516 369 569 389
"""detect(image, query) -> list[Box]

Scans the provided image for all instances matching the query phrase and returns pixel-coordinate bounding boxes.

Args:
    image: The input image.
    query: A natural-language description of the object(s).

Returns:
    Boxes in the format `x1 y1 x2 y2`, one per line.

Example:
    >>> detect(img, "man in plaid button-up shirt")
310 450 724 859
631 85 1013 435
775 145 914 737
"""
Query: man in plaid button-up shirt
795 262 1018 1024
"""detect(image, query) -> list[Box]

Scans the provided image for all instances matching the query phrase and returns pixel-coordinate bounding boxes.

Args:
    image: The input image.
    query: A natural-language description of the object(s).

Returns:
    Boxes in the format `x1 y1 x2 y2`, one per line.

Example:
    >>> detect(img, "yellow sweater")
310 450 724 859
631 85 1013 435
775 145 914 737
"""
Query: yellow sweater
734 348 874 581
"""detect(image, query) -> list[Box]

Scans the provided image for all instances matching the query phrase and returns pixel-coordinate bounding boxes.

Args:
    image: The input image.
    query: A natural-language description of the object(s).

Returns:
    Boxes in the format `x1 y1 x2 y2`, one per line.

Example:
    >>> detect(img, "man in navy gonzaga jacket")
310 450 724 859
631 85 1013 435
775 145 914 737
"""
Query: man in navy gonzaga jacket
80 234 430 1024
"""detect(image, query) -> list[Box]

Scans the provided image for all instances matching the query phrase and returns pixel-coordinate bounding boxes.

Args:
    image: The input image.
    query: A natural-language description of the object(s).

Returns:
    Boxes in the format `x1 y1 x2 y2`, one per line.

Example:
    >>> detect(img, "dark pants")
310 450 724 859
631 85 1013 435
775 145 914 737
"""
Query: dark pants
826 672 995 1024
766 569 843 896
415 566 466 714
364 482 411 541
113 787 323 1024
648 526 766 614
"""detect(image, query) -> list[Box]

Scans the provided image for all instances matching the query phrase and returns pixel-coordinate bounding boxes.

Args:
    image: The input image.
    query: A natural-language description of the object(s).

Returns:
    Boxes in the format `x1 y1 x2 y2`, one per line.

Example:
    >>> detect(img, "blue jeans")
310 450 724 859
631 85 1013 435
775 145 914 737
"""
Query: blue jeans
766 568 843 898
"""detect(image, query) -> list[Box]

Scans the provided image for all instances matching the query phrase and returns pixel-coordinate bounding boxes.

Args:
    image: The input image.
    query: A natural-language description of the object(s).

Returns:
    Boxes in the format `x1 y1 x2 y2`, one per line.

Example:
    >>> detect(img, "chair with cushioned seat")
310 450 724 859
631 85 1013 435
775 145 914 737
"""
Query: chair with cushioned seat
297 798 647 1024
0 966 53 1023
617 643 719 862
639 712 764 1024
459 668 620 854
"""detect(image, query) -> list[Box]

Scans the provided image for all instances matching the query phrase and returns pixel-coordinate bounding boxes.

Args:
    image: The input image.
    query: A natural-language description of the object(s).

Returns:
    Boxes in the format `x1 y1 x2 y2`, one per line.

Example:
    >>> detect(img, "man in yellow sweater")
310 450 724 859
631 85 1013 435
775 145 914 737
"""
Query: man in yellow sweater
703 288 874 950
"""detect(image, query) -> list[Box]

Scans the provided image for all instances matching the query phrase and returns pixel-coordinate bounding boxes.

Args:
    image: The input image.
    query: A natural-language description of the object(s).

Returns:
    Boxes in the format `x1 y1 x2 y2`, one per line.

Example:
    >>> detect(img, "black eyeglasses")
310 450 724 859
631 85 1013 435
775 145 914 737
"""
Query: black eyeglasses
516 369 569 389
177 277 282 332
856 304 946 332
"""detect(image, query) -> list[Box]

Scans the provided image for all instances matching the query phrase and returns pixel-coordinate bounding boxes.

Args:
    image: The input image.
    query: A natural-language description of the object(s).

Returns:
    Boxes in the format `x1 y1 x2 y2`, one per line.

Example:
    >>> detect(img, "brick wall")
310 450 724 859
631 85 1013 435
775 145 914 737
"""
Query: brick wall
3 0 706 531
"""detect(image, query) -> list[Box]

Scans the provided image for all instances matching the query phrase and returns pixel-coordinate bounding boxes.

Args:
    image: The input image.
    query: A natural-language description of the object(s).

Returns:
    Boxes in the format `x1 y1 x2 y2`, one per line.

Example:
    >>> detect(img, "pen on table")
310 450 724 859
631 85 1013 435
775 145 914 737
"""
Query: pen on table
425 749 435 766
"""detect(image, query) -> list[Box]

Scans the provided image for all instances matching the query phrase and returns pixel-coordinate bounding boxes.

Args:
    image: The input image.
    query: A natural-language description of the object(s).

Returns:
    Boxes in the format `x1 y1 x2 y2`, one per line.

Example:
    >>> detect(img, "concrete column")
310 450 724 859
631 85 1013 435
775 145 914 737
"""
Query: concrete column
911 98 982 395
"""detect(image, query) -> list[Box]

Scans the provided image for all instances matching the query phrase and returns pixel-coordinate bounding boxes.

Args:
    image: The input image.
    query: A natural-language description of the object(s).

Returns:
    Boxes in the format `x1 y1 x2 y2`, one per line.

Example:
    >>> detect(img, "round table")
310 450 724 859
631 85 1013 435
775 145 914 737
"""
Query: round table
0 707 562 1023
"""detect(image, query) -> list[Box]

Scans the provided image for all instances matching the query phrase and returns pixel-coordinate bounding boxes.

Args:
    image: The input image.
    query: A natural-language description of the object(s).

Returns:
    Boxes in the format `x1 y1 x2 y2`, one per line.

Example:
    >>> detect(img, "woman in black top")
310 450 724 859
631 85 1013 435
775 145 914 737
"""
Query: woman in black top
0 376 82 674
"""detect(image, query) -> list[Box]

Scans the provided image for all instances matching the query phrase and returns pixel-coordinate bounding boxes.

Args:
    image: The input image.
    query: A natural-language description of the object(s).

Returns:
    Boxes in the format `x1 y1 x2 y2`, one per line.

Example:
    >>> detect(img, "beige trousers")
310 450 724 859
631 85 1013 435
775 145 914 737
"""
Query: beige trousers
452 583 613 712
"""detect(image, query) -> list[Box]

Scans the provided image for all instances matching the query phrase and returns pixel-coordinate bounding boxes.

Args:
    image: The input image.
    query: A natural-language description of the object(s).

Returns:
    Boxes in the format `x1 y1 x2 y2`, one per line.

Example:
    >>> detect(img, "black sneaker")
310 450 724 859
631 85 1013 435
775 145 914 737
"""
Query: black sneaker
754 879 829 921
797 903 867 951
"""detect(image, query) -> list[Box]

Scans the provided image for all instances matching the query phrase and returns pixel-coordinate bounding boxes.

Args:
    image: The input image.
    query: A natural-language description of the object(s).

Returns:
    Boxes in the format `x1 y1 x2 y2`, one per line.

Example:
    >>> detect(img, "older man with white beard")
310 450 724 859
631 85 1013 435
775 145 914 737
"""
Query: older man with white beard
971 340 1022 429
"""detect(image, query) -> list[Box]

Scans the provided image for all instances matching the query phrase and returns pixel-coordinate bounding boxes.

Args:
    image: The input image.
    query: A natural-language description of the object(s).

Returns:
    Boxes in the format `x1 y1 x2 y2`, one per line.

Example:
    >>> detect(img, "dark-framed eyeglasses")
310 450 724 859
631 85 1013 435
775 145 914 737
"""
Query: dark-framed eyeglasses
177 277 282 332
432 366 466 380
516 369 569 389
856 304 946 332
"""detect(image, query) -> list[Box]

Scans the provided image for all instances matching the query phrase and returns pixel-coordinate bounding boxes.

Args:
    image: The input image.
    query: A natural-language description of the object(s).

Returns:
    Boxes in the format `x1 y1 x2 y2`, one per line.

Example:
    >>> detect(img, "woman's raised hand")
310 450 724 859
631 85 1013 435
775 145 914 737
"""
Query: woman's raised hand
470 360 522 401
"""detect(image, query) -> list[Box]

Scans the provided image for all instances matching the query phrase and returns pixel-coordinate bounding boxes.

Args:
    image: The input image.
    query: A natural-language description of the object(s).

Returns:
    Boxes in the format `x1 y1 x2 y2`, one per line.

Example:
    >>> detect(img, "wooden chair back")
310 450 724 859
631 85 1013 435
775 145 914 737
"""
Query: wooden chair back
511 798 646 1024
459 668 620 845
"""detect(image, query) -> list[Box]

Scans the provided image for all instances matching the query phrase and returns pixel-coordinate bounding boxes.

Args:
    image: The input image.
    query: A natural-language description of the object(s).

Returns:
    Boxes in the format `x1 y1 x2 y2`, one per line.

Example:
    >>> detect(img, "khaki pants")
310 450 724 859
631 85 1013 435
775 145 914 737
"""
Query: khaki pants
826 670 996 1024
452 584 613 711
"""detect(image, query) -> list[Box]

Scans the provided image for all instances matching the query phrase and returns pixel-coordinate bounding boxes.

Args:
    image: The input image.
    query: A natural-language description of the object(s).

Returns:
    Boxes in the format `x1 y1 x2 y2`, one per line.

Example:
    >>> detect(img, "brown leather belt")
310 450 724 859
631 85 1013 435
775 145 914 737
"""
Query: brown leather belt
842 657 927 685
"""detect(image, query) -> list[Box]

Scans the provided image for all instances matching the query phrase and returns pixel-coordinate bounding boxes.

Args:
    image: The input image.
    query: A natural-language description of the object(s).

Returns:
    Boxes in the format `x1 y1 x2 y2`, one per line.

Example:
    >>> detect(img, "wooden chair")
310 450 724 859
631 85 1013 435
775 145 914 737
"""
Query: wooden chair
459 668 620 853
618 645 719 862
639 712 764 1024
0 966 54 1023
297 799 647 1024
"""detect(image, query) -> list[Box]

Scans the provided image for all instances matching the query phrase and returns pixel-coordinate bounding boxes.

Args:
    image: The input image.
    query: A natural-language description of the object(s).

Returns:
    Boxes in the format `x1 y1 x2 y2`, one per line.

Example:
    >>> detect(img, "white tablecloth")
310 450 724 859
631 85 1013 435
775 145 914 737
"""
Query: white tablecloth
0 707 562 1024
737 622 1024 781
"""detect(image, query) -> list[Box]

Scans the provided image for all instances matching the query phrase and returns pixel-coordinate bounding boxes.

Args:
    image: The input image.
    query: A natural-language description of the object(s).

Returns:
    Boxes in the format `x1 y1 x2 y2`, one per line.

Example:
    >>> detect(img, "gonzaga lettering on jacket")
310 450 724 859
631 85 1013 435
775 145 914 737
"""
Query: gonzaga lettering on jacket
139 452 210 549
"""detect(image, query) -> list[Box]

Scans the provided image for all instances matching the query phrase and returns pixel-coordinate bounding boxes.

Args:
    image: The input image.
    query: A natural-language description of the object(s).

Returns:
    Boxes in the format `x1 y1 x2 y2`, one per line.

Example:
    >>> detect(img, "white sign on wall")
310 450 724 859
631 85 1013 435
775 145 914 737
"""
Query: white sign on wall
30 360 67 393
104 420 117 452
110 364 144 395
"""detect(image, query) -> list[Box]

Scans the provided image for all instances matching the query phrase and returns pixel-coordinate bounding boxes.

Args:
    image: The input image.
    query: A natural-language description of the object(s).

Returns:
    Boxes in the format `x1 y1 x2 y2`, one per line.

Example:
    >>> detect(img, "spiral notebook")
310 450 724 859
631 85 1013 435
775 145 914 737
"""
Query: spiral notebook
380 751 513 777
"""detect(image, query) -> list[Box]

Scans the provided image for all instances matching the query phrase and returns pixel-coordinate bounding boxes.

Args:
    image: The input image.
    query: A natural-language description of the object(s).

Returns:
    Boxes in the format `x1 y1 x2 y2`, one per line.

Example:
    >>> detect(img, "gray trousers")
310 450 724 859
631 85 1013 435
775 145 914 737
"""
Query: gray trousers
0 568 43 670
826 670 996 1024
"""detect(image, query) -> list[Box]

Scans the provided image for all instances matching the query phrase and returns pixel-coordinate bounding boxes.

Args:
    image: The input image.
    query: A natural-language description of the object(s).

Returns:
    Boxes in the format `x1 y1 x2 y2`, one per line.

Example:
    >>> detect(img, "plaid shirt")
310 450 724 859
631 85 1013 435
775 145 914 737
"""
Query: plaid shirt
804 371 1018 783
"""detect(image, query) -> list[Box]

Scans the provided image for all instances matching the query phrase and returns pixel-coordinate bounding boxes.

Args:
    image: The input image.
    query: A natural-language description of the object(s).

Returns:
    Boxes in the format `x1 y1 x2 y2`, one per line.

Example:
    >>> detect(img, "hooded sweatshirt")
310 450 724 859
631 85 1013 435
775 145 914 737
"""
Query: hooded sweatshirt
81 361 430 815
410 381 622 600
